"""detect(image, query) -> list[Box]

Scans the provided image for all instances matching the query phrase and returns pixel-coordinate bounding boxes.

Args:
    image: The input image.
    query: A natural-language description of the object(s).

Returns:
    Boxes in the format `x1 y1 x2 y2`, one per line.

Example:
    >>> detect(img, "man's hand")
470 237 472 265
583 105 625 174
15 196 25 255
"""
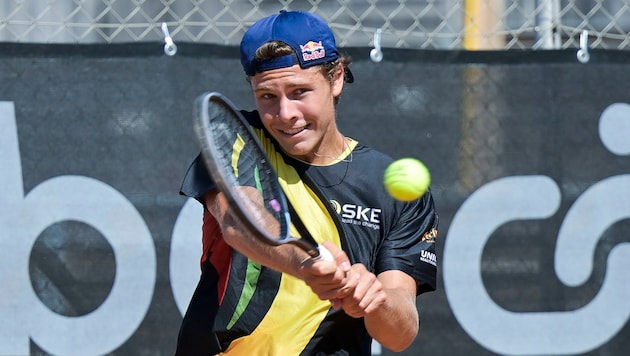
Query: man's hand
297 241 351 306
335 263 387 318
298 242 385 316
299 241 420 351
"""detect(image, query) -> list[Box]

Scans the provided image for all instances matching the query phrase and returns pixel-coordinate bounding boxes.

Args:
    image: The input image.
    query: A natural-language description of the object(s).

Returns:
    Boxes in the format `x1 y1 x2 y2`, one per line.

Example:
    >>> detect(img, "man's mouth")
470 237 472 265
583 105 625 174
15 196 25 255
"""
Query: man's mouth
280 124 310 136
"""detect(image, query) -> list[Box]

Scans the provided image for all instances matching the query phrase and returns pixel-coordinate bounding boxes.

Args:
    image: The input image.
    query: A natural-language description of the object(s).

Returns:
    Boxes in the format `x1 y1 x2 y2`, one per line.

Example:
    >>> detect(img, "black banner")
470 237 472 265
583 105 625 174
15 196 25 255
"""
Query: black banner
1 43 629 355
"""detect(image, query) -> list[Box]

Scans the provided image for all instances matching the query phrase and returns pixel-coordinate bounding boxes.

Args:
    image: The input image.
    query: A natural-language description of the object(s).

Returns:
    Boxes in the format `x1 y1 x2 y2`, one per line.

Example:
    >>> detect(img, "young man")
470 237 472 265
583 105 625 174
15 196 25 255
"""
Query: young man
176 10 438 355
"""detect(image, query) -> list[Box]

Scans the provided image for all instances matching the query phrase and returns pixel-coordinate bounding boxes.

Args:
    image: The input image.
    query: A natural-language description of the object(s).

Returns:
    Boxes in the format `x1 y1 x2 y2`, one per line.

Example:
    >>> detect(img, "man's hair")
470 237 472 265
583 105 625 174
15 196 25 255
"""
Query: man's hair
251 40 352 104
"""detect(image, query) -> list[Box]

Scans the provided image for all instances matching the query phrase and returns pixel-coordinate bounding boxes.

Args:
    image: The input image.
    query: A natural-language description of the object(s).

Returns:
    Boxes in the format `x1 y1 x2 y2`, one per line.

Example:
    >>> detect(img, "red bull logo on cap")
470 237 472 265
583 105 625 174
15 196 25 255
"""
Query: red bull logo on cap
300 40 326 61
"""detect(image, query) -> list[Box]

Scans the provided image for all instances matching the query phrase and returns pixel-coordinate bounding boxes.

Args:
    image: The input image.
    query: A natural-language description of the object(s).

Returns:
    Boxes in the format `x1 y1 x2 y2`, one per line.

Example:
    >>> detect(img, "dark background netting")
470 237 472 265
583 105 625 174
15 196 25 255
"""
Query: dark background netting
1 43 629 355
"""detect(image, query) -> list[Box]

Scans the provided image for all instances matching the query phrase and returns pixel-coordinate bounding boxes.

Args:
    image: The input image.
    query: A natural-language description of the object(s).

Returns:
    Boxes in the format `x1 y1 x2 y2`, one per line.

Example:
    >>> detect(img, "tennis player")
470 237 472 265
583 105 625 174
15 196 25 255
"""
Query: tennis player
175 10 438 355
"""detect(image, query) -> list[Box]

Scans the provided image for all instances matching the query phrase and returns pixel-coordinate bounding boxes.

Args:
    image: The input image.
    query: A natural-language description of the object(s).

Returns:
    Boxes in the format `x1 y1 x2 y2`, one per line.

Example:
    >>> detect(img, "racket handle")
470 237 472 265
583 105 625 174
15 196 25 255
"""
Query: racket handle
317 244 342 310
316 244 333 261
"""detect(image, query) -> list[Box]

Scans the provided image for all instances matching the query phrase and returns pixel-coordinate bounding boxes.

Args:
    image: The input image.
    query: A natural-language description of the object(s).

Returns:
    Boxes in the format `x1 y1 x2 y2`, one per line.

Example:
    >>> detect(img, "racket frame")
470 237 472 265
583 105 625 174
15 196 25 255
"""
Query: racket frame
194 91 325 259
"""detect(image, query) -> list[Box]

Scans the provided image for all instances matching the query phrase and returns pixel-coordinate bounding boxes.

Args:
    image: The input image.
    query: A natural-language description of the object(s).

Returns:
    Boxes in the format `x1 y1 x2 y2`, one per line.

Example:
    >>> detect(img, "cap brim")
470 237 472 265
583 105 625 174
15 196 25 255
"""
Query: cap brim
344 66 354 83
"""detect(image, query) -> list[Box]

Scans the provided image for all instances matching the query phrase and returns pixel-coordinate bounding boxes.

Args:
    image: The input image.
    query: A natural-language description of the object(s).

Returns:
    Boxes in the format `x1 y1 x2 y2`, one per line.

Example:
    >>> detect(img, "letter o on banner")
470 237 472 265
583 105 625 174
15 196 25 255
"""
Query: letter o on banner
19 176 156 356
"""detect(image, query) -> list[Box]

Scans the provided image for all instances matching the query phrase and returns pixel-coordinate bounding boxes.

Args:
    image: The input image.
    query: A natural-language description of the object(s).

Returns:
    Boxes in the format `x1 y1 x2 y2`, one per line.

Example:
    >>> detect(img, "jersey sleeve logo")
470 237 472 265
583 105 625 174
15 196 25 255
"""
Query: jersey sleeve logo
421 228 438 244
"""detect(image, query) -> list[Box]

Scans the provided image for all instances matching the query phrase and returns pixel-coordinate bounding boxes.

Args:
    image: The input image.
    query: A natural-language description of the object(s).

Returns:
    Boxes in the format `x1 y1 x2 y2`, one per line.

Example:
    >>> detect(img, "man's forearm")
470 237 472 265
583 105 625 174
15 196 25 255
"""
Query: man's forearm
205 190 309 277
365 287 419 351
363 269 419 352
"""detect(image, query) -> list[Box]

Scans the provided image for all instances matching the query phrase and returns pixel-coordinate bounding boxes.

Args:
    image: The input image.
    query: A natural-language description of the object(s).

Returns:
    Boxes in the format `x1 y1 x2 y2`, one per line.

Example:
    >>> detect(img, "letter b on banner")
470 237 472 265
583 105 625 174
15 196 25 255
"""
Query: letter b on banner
0 102 156 355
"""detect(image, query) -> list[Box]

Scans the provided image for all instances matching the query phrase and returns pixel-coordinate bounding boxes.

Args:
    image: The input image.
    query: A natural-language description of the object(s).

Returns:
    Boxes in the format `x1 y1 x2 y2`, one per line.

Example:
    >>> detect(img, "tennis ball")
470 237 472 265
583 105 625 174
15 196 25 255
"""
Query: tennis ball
383 158 431 201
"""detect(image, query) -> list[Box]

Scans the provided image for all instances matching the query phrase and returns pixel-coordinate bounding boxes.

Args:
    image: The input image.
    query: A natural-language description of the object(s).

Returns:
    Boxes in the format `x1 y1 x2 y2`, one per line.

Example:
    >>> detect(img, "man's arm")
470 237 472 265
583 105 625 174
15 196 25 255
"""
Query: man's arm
365 270 419 352
203 189 348 287
207 189 419 350
312 243 419 352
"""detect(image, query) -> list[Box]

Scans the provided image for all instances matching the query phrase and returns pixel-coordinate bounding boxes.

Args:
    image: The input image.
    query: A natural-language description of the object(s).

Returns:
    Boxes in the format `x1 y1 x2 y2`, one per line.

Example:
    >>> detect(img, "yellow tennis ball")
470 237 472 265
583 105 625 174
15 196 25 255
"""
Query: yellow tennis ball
384 158 431 201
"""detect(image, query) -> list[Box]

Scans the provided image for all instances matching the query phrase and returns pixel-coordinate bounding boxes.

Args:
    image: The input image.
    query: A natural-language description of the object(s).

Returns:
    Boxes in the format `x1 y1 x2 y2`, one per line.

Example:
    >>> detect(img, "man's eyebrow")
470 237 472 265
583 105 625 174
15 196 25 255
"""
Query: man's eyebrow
253 82 307 92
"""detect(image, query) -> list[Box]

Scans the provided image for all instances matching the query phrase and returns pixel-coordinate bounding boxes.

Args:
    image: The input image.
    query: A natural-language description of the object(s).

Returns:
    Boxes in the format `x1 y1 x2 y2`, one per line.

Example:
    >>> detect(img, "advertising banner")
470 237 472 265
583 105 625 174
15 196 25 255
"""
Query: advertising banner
1 43 629 355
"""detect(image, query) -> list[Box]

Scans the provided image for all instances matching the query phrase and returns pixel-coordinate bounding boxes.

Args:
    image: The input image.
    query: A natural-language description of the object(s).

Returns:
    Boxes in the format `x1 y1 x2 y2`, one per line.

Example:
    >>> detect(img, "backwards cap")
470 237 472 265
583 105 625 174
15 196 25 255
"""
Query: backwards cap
240 10 353 82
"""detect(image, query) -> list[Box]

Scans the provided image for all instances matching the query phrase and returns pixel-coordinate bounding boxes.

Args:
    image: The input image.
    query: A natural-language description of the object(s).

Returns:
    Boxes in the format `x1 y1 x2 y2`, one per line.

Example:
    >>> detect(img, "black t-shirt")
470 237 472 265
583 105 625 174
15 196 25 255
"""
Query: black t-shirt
177 110 438 355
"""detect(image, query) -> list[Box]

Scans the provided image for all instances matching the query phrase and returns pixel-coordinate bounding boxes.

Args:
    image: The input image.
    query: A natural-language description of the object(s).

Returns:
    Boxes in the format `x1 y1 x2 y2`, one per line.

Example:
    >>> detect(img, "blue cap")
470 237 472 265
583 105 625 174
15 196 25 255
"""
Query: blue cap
240 11 351 81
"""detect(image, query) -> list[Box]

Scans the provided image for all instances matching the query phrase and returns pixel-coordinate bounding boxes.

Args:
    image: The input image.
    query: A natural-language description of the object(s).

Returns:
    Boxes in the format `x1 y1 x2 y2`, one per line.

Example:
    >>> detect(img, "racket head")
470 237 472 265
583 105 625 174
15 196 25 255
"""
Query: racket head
194 92 329 260
193 92 292 245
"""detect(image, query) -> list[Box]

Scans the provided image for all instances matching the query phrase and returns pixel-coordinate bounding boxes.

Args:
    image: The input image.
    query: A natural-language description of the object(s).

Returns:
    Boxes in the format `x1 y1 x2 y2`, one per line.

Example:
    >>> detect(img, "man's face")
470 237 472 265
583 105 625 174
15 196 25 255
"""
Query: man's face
250 64 344 164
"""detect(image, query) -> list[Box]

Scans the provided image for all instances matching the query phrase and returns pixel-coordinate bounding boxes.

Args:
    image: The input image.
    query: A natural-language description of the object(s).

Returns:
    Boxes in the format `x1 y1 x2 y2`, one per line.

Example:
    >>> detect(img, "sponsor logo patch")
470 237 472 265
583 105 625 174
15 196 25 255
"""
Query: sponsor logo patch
300 40 326 61
420 250 437 266
331 199 381 231
421 228 438 243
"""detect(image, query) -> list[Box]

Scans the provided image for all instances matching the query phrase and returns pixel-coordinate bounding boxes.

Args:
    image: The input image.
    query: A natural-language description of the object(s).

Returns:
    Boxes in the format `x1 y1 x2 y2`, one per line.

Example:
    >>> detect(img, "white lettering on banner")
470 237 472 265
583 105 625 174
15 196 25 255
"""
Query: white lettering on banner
170 198 203 315
443 102 630 355
0 102 157 356
2 98 629 355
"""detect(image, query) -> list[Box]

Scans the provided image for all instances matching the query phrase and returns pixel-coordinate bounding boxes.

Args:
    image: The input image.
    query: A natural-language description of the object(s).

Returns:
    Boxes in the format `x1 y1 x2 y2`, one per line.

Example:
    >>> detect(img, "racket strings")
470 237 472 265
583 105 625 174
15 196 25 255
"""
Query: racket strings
208 101 289 241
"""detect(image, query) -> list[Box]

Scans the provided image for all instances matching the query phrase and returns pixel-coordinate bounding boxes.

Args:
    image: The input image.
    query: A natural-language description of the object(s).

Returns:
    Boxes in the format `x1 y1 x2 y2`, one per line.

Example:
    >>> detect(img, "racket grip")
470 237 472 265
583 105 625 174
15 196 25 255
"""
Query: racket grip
317 244 333 261
317 244 342 310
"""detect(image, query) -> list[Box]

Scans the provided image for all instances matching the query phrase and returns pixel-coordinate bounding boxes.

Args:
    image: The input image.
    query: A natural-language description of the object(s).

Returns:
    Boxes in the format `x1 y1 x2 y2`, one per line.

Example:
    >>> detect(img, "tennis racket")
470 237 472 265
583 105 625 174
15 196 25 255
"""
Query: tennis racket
193 91 332 261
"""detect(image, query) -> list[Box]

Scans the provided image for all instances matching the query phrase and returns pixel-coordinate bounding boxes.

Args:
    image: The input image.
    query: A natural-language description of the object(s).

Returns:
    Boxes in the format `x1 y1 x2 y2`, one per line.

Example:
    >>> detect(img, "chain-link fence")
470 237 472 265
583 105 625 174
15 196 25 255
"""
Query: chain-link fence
1 0 629 50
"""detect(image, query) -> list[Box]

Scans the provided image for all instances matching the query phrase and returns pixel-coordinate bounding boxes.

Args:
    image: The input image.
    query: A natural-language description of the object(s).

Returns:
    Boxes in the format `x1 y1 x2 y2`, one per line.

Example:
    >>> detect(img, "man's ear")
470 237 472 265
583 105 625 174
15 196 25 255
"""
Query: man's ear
332 65 345 97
